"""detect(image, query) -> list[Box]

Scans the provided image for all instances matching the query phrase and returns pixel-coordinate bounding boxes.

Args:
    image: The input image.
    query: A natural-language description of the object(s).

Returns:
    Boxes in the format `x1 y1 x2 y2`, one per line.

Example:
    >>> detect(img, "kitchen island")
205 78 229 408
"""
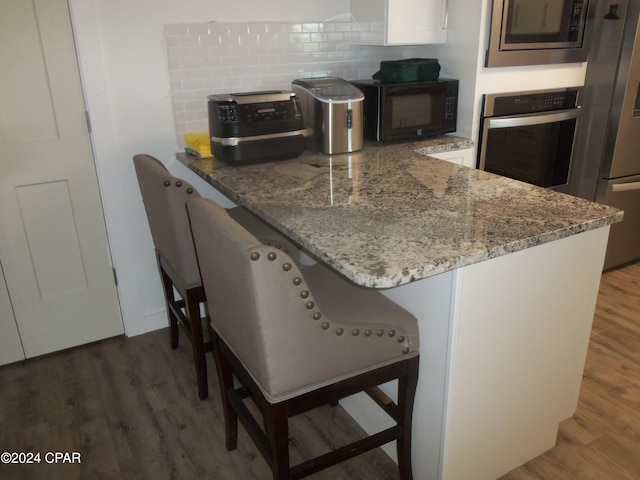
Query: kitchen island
175 136 622 480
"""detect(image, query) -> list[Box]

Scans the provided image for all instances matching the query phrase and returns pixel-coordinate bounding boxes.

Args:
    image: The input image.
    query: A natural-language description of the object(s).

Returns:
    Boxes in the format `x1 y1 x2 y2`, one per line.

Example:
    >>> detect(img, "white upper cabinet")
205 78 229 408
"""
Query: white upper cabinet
351 0 448 45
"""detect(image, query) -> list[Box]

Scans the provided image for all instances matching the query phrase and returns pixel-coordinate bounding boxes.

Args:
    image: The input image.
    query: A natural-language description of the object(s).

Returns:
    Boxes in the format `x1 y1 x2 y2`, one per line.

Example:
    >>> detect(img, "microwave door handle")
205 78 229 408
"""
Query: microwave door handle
486 108 581 129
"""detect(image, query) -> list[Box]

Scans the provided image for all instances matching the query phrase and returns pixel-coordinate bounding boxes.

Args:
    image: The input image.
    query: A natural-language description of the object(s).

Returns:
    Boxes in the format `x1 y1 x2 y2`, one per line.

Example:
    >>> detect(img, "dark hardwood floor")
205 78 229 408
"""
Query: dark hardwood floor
0 321 399 479
1 261 639 480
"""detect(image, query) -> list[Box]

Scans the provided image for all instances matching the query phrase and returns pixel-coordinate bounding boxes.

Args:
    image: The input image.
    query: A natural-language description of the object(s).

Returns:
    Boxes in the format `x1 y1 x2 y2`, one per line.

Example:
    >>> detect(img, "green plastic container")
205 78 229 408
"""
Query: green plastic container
372 58 441 83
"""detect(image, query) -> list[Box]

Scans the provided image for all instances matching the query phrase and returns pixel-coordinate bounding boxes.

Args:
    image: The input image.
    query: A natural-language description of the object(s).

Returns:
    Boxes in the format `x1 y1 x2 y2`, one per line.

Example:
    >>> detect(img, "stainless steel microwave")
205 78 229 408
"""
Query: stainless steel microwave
349 79 458 142
485 0 593 67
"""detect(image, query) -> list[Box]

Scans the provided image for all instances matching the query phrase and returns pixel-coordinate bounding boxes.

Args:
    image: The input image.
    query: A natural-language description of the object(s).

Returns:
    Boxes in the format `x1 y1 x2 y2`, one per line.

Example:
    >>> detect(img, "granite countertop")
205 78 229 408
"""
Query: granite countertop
177 135 622 288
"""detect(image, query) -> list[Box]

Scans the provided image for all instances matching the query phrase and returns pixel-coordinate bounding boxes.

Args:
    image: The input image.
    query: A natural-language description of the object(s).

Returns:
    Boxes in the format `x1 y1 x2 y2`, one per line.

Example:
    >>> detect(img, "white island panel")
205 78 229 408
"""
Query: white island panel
442 226 609 480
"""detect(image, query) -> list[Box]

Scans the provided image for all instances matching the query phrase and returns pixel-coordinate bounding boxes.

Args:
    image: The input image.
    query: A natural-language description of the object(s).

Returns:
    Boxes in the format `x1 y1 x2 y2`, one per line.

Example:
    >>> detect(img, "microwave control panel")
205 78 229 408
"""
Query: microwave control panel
445 95 457 121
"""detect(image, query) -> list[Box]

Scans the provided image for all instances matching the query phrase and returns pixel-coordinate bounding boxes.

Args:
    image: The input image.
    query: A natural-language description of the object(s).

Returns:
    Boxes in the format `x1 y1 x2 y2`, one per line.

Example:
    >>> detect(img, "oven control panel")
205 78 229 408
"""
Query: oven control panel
486 88 581 117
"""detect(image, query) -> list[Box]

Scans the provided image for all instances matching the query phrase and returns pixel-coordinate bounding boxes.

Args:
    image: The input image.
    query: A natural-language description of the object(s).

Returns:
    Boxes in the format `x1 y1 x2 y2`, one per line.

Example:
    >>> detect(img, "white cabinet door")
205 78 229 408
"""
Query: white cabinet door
352 0 448 45
430 148 475 168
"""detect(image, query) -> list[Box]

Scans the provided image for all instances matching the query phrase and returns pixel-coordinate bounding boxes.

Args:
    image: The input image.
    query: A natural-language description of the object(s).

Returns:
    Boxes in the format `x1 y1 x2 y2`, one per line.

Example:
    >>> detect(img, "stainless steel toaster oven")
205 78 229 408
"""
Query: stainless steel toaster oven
207 90 311 164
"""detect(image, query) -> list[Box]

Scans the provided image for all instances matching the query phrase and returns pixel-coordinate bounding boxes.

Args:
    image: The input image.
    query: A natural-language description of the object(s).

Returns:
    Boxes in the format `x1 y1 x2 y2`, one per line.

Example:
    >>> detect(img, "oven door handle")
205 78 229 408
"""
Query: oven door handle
611 182 640 193
486 108 580 129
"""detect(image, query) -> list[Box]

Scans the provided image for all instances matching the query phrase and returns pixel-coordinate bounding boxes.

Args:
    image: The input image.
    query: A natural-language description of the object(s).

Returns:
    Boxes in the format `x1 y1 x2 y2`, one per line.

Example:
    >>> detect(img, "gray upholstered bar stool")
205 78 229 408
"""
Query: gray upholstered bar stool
133 154 299 400
186 197 420 480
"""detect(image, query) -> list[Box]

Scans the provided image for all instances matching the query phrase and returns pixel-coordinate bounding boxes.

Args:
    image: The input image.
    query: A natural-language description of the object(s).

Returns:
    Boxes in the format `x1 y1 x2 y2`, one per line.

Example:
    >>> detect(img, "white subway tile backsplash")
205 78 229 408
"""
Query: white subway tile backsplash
182 79 205 90
186 23 212 36
169 69 191 81
172 90 196 102
180 57 203 69
165 20 420 142
165 24 189 36
302 23 320 33
291 33 312 43
287 23 303 33
185 99 204 112
175 111 198 123
167 47 189 60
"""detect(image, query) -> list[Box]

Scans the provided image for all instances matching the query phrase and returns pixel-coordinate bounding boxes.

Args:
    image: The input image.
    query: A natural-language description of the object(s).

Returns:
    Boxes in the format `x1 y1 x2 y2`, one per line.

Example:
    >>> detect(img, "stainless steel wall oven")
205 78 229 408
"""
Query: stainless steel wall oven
486 0 593 67
477 87 582 192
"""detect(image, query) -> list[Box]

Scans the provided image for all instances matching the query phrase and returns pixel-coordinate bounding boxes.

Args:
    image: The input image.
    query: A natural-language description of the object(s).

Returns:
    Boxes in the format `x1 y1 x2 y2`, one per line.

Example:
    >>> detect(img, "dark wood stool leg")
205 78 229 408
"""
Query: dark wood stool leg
213 335 238 450
397 357 419 480
265 402 291 480
159 266 179 350
186 288 208 400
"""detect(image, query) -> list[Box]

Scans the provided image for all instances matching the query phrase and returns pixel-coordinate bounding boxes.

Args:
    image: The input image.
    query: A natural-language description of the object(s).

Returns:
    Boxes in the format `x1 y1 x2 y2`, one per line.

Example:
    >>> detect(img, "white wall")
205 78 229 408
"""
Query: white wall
67 0 350 336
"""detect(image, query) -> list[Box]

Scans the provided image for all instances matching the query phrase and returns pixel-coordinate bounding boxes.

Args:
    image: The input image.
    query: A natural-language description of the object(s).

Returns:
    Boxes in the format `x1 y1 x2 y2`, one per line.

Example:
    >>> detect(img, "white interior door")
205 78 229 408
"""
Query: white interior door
0 261 25 365
0 0 123 361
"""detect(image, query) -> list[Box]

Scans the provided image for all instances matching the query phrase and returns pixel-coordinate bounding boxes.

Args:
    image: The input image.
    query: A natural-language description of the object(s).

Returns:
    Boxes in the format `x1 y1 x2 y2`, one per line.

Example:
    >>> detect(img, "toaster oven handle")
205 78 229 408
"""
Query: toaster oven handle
212 128 312 147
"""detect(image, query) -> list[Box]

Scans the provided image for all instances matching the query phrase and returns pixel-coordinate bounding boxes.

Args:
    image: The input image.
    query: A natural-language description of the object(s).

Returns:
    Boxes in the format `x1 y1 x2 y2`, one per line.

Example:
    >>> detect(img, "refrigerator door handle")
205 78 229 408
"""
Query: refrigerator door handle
611 181 640 193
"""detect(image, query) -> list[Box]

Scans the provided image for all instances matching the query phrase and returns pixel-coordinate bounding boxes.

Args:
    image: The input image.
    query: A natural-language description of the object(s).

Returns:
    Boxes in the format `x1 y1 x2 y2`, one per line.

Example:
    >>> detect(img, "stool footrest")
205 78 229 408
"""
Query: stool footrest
290 426 401 479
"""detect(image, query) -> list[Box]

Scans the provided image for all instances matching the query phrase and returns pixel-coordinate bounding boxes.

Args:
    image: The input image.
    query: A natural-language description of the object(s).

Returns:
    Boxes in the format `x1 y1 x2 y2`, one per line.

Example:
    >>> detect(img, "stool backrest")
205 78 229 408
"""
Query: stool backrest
133 154 201 287
187 197 319 398
187 197 419 402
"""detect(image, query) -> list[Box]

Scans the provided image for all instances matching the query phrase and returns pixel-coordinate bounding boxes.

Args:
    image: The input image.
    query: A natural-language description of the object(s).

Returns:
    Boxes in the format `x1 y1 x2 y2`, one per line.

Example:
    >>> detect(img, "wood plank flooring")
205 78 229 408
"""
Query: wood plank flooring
0 322 400 479
1 261 639 480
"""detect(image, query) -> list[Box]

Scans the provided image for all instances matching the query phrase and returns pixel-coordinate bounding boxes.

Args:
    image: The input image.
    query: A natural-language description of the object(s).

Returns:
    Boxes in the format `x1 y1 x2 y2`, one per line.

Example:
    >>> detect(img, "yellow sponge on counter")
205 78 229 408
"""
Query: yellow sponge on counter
184 133 212 158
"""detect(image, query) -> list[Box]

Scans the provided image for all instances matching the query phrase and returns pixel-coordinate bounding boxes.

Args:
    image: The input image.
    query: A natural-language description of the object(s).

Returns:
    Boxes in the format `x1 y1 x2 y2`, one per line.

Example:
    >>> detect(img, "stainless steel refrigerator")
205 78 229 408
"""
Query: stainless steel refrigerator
571 0 640 269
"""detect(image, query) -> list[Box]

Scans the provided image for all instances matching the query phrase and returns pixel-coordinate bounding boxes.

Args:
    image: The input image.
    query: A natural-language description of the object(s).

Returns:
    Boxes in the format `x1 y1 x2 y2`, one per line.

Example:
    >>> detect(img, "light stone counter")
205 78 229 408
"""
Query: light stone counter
177 135 621 288
176 137 623 480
